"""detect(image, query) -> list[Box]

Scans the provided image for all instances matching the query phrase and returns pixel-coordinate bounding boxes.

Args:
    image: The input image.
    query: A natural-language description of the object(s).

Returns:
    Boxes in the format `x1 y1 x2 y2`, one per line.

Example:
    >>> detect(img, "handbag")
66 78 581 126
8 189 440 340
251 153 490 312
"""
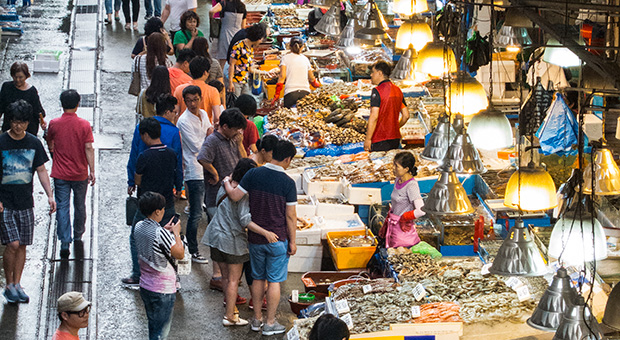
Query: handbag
126 194 138 226
209 17 221 39
128 55 142 96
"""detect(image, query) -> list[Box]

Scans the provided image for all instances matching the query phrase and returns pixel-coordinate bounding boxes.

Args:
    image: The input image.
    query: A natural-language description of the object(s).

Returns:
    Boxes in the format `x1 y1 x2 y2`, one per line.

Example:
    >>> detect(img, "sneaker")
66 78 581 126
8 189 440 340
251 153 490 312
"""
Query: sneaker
249 298 267 310
180 189 187 200
121 276 140 288
3 285 18 304
191 252 208 264
209 278 223 291
262 321 286 336
14 284 29 303
60 242 70 258
184 205 190 215
223 316 249 326
250 318 263 332
144 14 152 20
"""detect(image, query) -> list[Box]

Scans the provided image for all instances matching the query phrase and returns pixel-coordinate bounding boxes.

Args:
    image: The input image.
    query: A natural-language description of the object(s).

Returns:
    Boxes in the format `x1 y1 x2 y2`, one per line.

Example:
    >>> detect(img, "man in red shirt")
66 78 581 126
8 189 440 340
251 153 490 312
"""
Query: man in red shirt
46 90 95 258
364 61 410 152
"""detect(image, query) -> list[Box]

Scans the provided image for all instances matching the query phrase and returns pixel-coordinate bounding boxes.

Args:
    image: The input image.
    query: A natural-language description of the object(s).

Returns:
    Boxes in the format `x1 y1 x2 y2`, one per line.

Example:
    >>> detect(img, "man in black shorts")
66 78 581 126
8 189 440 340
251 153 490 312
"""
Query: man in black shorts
0 100 56 303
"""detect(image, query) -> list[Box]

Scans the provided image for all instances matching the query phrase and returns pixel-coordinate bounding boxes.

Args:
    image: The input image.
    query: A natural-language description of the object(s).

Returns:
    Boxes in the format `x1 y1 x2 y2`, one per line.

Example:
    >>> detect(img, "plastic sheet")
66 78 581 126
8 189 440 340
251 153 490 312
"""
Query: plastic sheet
536 93 581 156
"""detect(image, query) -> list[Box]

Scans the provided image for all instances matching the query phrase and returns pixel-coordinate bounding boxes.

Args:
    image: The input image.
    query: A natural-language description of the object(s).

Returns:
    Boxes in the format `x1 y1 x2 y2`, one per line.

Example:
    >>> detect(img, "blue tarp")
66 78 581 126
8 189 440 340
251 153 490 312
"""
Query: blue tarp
536 92 582 156
303 142 364 157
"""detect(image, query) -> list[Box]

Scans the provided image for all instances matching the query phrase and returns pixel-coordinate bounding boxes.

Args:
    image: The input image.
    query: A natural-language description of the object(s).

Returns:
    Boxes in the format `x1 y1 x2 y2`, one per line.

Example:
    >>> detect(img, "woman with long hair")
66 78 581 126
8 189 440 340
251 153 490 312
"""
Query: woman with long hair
133 32 172 90
136 65 172 120
272 37 320 108
131 17 174 58
210 0 247 68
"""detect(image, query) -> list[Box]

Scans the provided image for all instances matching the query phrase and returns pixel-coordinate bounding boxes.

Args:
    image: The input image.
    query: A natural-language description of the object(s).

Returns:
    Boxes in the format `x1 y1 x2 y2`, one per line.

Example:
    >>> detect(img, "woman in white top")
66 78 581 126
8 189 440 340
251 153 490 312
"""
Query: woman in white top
272 37 321 108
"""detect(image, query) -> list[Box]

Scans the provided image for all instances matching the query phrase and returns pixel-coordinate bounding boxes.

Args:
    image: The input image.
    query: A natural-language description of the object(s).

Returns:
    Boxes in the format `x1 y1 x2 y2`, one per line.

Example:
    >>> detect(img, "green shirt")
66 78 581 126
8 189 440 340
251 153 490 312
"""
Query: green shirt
173 29 204 47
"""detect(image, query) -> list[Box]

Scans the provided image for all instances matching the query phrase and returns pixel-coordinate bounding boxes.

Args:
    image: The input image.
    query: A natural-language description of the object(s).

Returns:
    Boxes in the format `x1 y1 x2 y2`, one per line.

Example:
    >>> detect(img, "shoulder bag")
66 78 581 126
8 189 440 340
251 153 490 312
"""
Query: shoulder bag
128 55 142 96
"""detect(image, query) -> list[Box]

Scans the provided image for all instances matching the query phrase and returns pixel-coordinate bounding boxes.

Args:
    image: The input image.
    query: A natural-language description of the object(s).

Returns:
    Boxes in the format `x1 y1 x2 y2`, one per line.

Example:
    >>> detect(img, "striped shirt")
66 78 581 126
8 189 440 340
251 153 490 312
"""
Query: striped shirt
134 218 178 294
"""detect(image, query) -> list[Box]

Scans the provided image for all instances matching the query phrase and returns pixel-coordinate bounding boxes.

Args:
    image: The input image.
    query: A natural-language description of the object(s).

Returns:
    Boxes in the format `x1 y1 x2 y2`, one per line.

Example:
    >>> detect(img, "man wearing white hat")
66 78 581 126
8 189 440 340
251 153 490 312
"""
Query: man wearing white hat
53 291 91 340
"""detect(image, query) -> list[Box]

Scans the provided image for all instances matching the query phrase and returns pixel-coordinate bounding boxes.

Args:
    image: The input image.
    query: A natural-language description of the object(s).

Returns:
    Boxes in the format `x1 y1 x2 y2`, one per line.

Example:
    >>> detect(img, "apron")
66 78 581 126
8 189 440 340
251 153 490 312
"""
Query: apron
217 11 244 60
381 211 421 248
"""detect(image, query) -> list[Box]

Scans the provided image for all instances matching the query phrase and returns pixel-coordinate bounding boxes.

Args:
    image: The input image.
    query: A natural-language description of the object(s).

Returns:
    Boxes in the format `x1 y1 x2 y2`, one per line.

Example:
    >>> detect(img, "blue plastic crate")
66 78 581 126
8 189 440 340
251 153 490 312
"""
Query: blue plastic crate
440 244 476 256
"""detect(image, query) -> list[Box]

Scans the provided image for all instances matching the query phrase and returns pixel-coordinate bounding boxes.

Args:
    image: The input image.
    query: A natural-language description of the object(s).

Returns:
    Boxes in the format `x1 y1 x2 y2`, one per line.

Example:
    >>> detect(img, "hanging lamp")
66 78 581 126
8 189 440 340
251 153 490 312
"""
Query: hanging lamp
468 105 513 151
415 41 457 77
489 219 548 276
527 267 578 331
448 71 489 116
495 26 532 53
337 18 357 48
582 147 620 195
391 47 415 80
423 167 474 215
443 115 486 174
395 20 433 51
421 113 454 162
543 37 582 68
504 162 558 211
548 209 607 266
553 296 605 340
392 0 428 16
354 1 389 41
315 5 341 37
603 282 620 331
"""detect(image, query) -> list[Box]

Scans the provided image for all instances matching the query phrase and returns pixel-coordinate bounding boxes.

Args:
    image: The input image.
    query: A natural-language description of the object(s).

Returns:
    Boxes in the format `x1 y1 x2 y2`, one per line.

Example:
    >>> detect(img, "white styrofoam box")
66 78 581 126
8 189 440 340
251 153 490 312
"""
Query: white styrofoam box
480 82 505 99
316 203 355 216
296 225 322 245
475 60 516 83
314 213 366 239
297 204 317 219
302 169 345 196
288 244 323 272
286 169 304 194
34 59 60 73
344 185 382 205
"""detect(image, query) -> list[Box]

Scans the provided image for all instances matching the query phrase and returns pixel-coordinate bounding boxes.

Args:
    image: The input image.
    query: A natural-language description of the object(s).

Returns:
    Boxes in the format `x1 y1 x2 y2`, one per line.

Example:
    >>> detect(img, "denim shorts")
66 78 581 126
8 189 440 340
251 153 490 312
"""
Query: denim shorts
248 240 289 283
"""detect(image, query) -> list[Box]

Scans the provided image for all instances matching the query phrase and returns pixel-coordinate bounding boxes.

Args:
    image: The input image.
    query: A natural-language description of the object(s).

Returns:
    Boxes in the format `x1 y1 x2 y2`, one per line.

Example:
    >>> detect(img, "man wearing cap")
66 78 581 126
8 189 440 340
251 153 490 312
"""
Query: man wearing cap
53 291 91 340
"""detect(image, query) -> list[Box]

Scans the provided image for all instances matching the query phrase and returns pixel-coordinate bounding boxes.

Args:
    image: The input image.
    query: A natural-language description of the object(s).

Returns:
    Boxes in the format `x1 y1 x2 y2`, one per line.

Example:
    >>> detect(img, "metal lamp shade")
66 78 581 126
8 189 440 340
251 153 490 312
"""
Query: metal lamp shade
391 48 415 81
443 124 486 174
395 21 432 51
416 41 457 77
504 8 534 28
504 165 558 211
543 38 581 68
392 0 428 16
527 267 578 331
489 220 548 276
354 3 390 41
337 18 357 48
467 105 513 151
582 148 620 196
315 5 341 37
603 282 620 331
423 169 474 215
495 26 532 52
548 212 608 265
553 296 605 340
421 114 454 162
448 71 489 116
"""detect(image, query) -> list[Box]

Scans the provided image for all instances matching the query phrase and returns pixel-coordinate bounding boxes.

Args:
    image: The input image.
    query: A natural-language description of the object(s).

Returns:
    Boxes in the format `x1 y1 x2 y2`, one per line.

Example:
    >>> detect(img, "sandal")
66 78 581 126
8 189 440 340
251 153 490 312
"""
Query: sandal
124 23 131 30
222 316 249 326
132 22 138 31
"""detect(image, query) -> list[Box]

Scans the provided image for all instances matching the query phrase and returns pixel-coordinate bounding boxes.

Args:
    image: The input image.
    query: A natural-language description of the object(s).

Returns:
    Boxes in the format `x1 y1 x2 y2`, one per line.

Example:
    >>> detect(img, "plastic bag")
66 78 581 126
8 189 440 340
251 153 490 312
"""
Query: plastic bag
410 241 442 259
226 91 237 109
536 92 582 155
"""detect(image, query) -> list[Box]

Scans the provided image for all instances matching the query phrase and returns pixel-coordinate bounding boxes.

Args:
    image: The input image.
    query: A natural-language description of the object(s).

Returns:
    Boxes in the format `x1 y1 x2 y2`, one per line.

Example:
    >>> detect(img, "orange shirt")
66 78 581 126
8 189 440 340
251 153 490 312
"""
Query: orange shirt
52 330 80 340
169 67 192 93
174 79 221 122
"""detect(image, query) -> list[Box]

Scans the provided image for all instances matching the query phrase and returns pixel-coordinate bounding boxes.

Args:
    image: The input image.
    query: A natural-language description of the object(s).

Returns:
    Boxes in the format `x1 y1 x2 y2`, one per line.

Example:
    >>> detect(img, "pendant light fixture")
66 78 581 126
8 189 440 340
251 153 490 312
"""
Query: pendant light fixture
415 41 457 77
392 0 428 16
504 162 558 211
489 219 548 276
548 209 607 266
395 20 433 51
448 71 489 116
337 18 357 48
315 5 341 37
582 147 620 195
553 296 605 340
391 47 415 80
495 26 532 53
543 37 582 68
443 115 486 174
354 1 389 41
423 167 474 215
468 105 513 151
421 113 454 162
527 267 578 331
603 282 620 331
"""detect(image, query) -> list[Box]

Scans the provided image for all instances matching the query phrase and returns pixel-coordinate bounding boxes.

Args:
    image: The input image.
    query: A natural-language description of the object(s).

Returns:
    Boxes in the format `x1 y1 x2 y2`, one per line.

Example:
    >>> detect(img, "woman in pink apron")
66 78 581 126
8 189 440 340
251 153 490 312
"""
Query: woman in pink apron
379 152 426 248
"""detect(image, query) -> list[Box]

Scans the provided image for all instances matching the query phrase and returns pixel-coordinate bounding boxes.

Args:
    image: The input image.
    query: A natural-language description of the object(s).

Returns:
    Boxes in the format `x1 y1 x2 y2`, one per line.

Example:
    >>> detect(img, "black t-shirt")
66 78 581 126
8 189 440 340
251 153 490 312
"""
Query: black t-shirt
136 144 177 208
0 81 46 136
218 0 247 17
227 28 247 62
0 132 49 210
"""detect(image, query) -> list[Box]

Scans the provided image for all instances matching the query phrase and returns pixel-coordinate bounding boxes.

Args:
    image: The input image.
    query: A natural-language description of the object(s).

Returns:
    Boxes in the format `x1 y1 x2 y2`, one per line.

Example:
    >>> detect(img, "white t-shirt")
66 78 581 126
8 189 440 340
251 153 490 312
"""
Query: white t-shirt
166 0 198 32
176 108 212 181
281 53 312 95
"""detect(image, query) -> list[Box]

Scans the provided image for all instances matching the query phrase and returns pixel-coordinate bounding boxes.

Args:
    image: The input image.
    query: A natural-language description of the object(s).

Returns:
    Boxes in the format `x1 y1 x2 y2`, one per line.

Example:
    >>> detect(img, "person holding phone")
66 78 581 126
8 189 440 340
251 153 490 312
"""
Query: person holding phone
134 191 185 340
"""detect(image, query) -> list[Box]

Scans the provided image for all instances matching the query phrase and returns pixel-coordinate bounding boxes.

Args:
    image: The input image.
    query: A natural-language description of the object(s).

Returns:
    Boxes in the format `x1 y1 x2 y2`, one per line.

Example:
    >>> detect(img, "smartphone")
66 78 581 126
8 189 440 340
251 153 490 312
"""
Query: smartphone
170 213 180 225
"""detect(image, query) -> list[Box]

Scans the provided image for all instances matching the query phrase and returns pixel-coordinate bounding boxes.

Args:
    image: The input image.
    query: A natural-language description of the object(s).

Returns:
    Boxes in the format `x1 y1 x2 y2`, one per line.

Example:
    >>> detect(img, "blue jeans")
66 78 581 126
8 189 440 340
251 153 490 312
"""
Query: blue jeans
130 206 176 280
143 0 161 17
140 287 175 340
54 179 88 245
105 0 121 14
185 180 204 254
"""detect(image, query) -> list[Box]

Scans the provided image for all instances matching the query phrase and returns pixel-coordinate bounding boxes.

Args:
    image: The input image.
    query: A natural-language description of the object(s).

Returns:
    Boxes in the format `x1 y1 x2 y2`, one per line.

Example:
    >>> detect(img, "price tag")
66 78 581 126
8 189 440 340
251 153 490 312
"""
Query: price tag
362 284 373 294
301 277 316 288
412 283 426 301
481 263 492 275
287 325 300 340
291 290 299 303
335 299 350 314
306 169 316 180
411 305 421 318
340 313 354 329
505 277 522 289
516 285 531 302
